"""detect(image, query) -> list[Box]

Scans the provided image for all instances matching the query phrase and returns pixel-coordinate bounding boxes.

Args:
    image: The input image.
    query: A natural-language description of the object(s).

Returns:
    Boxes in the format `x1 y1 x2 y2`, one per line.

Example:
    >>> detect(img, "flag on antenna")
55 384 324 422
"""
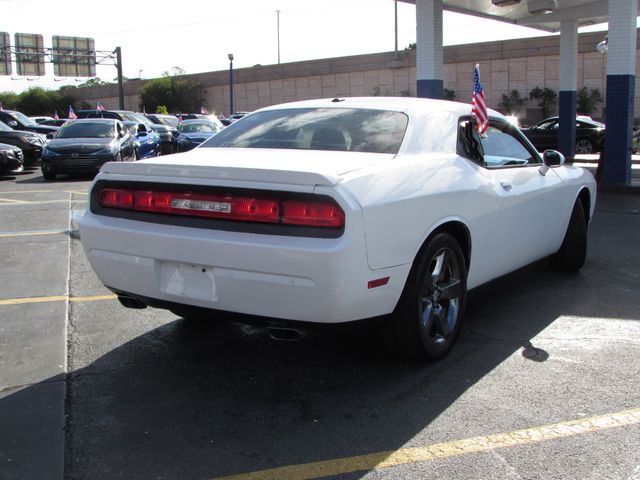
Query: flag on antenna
471 64 488 135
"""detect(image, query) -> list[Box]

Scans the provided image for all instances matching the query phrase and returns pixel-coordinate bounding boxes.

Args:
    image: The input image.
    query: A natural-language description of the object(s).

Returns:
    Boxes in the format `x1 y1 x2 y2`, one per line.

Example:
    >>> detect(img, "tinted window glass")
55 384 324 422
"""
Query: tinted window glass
57 122 115 139
481 124 537 167
202 108 408 154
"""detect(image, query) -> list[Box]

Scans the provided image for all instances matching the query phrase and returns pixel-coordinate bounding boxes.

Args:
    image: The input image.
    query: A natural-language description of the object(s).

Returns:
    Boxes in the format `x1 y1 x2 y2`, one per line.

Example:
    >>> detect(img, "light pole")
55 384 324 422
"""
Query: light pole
138 69 143 79
228 53 234 116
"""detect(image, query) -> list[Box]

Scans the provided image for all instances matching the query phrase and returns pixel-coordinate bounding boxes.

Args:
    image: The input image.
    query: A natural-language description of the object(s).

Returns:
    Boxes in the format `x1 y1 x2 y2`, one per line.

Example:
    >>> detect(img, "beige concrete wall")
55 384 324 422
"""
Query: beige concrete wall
71 30 634 122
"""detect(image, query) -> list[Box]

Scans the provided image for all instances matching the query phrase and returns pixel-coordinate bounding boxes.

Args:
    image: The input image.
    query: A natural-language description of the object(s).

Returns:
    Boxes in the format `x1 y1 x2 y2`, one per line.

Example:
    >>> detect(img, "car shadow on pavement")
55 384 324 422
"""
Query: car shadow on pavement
2 193 639 480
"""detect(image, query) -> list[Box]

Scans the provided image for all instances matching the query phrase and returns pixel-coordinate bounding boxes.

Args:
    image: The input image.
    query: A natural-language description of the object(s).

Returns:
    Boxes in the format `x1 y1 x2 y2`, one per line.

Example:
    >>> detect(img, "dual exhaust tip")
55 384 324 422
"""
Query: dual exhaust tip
117 294 303 341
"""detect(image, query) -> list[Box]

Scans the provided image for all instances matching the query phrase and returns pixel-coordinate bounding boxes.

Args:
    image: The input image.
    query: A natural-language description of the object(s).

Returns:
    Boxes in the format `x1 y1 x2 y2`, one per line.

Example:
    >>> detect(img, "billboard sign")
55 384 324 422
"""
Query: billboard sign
52 36 96 77
15 33 45 76
0 32 11 76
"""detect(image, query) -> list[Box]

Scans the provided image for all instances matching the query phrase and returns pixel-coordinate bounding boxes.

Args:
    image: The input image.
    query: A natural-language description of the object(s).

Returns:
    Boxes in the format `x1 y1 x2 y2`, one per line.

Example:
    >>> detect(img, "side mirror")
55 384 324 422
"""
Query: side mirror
7 120 18 128
542 149 565 167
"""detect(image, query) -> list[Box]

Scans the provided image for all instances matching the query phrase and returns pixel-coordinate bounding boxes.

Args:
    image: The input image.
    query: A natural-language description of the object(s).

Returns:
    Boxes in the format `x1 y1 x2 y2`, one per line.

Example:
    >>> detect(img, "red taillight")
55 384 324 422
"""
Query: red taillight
100 188 133 209
98 188 344 228
282 200 345 227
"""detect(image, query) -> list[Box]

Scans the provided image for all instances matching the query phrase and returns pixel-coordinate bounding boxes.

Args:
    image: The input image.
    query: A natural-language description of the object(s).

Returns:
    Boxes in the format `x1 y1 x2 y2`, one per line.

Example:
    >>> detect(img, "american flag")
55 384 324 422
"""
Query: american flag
471 64 488 135
54 110 59 120
200 106 209 115
96 102 105 112
68 106 78 120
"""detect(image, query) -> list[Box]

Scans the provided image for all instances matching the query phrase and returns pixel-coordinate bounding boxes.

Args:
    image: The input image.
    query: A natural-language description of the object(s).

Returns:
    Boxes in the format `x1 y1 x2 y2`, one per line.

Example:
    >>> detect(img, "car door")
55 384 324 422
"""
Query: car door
475 120 565 276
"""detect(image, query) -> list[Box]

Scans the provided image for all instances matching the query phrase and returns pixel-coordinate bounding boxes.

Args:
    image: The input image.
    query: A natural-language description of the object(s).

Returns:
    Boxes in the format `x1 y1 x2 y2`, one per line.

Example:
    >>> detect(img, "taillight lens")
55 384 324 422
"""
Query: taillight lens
100 188 133 209
98 187 344 228
282 200 345 227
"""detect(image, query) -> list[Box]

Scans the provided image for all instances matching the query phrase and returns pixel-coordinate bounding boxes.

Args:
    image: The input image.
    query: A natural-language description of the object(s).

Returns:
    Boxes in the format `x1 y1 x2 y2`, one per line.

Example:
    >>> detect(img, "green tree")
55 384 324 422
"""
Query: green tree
498 89 525 115
443 88 456 101
77 77 109 88
139 76 203 113
0 91 19 109
156 105 169 114
529 86 557 118
577 87 603 116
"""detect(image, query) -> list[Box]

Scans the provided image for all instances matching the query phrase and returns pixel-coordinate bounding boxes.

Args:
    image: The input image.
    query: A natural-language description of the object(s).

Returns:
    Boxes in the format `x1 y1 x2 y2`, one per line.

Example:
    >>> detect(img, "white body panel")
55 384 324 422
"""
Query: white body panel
79 97 596 324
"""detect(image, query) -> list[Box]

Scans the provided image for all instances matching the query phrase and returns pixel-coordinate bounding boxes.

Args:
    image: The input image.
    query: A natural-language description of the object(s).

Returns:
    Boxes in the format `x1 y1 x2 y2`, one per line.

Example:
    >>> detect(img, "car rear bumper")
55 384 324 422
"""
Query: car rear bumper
79 211 410 324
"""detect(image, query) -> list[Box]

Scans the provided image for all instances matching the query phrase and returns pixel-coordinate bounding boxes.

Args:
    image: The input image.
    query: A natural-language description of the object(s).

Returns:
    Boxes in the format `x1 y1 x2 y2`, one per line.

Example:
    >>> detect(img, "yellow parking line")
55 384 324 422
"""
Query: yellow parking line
0 230 69 238
211 407 640 480
0 197 29 204
0 294 117 306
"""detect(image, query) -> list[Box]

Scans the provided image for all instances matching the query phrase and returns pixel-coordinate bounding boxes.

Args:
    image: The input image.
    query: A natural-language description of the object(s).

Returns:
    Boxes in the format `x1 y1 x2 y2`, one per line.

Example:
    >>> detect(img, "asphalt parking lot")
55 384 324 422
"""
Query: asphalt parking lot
1 165 639 480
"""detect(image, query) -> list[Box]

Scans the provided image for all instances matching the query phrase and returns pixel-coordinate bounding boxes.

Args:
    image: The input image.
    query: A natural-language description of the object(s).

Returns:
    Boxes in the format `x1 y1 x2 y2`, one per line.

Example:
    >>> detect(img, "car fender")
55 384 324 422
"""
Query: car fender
341 154 480 272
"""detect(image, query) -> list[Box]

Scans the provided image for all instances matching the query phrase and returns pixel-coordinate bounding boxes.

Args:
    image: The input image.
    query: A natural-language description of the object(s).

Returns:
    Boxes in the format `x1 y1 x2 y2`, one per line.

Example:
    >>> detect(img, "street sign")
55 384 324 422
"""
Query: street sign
15 33 45 76
52 36 96 77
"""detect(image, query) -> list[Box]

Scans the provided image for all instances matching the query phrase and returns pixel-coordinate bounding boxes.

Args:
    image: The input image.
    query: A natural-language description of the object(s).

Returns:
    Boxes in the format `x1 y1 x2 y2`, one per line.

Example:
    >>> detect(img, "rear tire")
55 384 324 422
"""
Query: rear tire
550 200 587 270
382 233 467 361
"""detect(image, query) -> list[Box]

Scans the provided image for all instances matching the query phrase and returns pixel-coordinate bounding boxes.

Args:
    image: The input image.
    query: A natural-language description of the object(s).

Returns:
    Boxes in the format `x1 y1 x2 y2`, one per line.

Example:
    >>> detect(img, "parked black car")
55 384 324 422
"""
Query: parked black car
0 142 24 175
521 116 605 154
0 109 59 135
0 120 47 165
40 119 135 181
77 110 178 154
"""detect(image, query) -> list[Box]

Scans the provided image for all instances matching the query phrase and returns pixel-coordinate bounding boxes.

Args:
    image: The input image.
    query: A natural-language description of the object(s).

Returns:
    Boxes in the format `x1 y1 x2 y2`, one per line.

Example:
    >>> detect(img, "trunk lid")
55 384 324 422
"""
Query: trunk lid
99 147 394 187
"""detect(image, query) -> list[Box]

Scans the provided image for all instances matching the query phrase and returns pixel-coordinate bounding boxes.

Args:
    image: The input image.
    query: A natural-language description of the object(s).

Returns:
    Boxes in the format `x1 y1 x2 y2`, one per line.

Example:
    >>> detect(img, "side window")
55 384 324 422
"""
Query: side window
481 123 539 167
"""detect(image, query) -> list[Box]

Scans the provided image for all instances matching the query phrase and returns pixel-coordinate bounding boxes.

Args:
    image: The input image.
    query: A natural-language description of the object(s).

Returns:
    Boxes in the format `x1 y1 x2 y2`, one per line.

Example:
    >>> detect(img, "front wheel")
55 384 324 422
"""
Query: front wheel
550 200 587 270
41 164 56 181
382 233 467 361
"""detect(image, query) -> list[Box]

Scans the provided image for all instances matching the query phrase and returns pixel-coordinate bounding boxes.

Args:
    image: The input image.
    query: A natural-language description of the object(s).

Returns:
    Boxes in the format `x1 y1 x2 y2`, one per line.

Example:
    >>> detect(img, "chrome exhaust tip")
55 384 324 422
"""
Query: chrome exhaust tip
117 295 147 309
266 326 302 341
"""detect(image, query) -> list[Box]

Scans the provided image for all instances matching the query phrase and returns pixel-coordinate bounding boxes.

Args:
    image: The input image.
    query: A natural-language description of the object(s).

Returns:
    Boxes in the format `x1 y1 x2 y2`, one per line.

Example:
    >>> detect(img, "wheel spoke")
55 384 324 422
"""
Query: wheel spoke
433 306 451 338
431 250 450 284
438 278 461 300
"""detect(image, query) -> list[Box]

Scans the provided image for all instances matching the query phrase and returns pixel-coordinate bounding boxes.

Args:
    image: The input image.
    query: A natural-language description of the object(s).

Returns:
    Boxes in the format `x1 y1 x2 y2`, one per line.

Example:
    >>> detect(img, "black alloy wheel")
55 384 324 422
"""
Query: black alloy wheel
384 232 467 361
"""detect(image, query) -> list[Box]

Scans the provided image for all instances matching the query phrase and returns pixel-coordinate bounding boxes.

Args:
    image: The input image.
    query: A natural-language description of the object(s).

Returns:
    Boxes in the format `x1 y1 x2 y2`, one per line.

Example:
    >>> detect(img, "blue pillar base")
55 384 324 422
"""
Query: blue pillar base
558 91 576 158
417 79 443 99
603 75 634 184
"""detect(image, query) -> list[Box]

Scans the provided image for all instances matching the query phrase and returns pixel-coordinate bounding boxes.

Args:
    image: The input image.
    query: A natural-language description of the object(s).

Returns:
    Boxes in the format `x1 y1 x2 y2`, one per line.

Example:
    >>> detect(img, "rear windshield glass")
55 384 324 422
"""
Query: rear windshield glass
201 108 408 154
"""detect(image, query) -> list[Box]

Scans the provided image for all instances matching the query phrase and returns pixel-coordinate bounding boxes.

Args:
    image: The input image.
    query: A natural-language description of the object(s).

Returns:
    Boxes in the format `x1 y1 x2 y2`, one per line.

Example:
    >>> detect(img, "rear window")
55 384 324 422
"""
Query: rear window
201 108 408 154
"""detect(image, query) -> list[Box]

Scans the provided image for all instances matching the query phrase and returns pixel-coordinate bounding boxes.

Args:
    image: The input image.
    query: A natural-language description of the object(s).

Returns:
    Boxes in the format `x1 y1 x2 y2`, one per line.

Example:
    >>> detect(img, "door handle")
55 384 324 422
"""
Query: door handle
500 180 512 191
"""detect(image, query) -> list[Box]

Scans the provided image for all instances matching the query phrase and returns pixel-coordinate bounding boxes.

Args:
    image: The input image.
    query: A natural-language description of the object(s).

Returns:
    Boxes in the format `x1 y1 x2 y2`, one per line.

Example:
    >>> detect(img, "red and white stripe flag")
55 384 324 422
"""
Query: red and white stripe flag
471 64 488 135
68 106 78 120
200 106 209 115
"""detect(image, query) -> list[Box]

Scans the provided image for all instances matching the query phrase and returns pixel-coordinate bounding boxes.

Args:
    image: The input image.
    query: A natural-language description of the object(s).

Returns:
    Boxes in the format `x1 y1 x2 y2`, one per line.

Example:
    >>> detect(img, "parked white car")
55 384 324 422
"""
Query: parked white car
79 97 596 361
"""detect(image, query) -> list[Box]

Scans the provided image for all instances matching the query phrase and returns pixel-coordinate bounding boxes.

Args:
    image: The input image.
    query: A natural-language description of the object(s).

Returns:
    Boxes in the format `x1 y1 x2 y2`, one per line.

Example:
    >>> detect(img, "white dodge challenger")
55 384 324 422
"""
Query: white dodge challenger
79 97 596 361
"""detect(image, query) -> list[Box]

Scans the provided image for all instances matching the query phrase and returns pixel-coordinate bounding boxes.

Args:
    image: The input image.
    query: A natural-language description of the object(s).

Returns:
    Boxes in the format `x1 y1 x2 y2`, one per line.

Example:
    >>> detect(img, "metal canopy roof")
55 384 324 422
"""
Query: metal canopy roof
398 0 608 32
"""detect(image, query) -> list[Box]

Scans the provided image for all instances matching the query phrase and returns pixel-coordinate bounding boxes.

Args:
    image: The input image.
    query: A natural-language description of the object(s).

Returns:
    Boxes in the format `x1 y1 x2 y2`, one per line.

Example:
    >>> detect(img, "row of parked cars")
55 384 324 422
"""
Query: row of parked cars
0 102 619 181
0 107 237 179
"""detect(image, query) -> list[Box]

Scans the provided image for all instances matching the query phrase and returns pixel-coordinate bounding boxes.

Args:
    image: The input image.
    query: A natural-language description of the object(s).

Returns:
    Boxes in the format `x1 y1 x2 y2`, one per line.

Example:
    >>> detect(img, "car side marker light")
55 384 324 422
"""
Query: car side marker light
368 277 390 289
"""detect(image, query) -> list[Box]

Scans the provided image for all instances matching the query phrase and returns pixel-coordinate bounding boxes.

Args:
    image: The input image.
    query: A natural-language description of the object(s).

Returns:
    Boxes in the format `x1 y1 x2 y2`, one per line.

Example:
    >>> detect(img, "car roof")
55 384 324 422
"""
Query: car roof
65 118 118 124
256 96 501 120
